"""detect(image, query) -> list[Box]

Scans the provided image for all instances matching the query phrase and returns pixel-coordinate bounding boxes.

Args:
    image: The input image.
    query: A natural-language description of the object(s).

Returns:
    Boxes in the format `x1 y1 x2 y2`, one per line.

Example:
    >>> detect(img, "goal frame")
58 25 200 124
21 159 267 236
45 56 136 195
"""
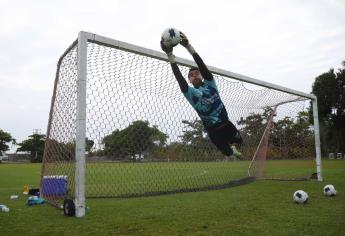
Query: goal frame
49 31 323 217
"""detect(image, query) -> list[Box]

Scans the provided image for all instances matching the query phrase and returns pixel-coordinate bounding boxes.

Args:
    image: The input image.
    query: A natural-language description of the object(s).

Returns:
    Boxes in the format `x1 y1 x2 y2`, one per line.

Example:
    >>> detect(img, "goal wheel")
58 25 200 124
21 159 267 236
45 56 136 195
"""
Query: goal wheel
63 199 75 217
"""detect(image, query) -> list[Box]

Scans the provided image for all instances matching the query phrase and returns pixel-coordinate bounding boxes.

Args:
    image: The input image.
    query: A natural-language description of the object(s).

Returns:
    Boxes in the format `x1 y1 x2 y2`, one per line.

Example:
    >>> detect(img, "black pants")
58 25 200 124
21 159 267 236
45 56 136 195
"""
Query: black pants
207 121 243 156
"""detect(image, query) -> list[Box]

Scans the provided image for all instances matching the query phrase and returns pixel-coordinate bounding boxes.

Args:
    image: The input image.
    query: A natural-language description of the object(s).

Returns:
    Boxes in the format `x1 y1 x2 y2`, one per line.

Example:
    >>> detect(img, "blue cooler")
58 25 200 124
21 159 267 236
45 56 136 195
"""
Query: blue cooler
41 175 68 197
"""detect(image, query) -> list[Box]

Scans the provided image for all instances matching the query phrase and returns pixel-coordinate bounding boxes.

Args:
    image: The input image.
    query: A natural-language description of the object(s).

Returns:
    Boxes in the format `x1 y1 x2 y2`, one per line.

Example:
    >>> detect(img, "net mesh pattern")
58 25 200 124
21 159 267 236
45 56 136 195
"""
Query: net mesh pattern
41 40 315 204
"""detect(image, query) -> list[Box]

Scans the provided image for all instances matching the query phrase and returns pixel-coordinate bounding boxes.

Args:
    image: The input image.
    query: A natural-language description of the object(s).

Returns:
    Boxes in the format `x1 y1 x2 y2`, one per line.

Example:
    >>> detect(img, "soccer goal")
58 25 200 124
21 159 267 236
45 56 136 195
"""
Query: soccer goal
41 31 322 217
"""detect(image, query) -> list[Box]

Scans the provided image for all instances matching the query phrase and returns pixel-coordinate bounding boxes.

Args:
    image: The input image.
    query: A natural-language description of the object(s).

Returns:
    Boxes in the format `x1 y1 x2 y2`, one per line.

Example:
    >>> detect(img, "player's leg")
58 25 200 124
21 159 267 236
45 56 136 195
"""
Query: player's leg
217 122 243 159
223 121 243 144
208 130 234 156
230 145 243 159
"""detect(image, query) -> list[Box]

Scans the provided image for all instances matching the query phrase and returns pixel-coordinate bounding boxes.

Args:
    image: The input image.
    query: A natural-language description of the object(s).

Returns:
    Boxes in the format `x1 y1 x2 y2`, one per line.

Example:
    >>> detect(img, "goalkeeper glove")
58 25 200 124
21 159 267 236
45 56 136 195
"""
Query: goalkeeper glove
160 40 175 63
179 31 196 54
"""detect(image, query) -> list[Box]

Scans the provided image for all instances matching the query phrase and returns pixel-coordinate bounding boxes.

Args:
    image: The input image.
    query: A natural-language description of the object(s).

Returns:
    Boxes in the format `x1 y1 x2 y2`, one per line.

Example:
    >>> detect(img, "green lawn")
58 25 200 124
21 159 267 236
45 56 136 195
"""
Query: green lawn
85 161 250 197
42 160 314 199
0 160 344 235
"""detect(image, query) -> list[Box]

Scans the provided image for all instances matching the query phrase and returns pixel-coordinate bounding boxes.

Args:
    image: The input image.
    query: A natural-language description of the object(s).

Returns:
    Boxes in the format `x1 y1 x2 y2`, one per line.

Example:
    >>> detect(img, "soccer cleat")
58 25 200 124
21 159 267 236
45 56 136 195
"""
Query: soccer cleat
230 145 243 160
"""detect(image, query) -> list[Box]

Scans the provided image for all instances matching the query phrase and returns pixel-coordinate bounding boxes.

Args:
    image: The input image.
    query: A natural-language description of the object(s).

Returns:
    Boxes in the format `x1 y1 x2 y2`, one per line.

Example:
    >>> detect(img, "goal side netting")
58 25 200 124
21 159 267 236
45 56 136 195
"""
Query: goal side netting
40 32 321 216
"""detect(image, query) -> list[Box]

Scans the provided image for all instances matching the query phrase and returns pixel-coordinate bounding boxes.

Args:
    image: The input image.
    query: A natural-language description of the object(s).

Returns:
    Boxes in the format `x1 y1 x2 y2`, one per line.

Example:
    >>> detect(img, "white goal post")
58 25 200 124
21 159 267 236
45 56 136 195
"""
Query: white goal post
42 31 322 218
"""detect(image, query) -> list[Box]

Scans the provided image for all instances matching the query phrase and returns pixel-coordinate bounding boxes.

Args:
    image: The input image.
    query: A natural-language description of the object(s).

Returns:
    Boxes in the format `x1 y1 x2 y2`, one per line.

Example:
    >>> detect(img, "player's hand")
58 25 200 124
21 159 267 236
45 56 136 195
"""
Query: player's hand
179 31 189 47
160 39 173 54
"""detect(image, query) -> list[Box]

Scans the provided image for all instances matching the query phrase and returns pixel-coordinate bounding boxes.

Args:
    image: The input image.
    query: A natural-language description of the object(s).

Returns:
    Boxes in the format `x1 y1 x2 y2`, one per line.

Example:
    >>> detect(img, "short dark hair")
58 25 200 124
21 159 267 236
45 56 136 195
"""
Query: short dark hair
188 67 199 78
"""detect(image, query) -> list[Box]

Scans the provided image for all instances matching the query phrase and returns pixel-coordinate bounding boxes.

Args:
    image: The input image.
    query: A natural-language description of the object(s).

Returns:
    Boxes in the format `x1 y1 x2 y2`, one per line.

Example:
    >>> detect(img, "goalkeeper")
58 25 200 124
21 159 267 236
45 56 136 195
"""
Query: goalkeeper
160 32 243 157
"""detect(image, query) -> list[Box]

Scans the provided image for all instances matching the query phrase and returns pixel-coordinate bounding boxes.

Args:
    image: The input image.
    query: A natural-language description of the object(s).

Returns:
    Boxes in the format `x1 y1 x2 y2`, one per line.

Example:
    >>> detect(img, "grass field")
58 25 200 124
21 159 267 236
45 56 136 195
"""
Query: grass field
42 160 315 198
0 160 344 235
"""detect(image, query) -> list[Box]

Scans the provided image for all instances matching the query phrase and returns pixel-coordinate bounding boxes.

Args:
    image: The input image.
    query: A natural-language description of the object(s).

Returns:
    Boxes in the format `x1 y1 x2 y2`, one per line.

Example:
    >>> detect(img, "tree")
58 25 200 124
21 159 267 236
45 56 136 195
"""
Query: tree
44 138 74 162
180 119 208 146
65 138 95 154
270 112 314 159
0 129 16 153
102 120 168 160
86 138 95 152
311 61 345 154
237 107 314 159
178 119 221 160
237 107 274 143
17 134 45 162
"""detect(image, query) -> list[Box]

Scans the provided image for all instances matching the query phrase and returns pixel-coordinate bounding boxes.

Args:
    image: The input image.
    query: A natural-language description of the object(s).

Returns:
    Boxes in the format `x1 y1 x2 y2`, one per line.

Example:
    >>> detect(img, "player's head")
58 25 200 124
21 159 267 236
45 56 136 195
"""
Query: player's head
188 67 203 87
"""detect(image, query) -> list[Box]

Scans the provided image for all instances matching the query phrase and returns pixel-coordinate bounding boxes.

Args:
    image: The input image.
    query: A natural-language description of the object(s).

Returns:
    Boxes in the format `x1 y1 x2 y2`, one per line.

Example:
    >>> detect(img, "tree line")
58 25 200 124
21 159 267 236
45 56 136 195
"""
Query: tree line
0 110 315 162
1 61 344 162
311 61 345 155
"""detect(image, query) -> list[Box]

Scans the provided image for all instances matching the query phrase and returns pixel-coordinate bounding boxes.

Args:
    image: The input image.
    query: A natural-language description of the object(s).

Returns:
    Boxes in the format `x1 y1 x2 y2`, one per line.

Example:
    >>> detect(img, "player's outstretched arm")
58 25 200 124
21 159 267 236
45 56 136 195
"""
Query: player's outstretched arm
160 40 188 93
180 32 213 81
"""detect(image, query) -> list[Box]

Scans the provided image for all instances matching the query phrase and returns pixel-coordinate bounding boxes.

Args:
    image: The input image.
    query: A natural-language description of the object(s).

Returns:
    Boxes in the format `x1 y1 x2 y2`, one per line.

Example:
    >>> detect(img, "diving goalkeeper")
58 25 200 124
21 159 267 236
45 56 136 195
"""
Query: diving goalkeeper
160 32 243 157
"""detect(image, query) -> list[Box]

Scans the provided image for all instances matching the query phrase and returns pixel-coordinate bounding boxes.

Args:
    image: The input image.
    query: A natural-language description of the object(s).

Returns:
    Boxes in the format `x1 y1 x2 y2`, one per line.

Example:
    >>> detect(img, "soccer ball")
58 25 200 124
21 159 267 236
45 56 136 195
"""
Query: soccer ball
323 184 336 197
161 28 181 47
293 190 308 204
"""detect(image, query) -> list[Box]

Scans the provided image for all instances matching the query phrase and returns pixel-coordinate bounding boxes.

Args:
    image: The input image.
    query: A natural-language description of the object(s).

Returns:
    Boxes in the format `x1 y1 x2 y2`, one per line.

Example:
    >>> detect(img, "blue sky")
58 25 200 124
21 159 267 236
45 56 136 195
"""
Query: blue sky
0 0 344 151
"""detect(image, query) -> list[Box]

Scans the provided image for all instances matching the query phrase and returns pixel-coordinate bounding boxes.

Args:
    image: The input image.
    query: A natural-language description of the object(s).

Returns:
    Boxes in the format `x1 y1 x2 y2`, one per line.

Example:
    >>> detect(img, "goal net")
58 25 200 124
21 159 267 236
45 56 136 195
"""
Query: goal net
40 32 321 217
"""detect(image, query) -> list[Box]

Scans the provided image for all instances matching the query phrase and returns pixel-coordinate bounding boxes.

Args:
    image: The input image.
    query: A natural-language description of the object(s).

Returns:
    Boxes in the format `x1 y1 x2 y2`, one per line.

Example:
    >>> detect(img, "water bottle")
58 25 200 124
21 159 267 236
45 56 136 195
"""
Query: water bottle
10 195 19 200
0 204 10 212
